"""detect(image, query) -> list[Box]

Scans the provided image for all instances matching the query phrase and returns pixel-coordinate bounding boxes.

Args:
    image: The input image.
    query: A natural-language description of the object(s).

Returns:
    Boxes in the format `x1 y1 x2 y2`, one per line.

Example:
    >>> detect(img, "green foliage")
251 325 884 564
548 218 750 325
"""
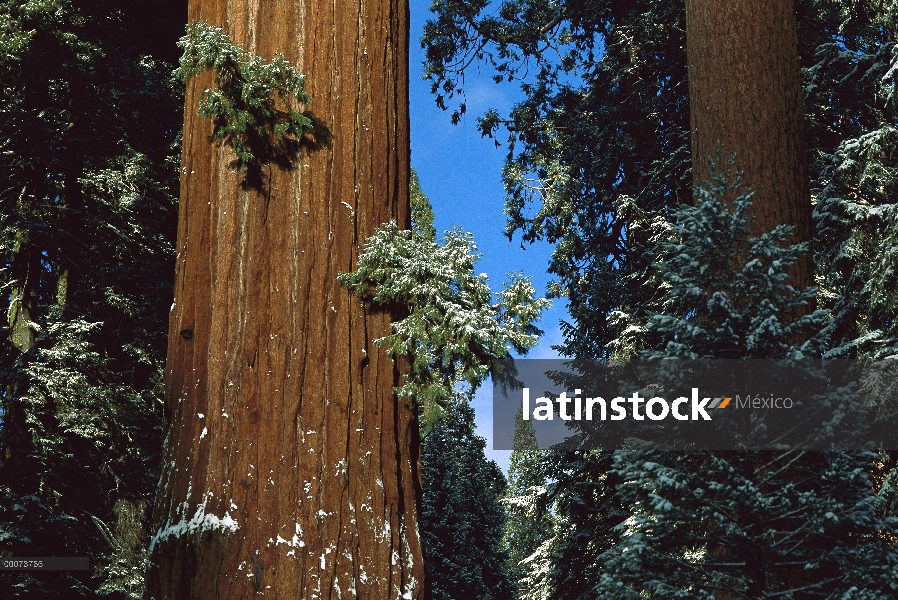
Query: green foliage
422 6 690 595
804 1 898 359
0 0 181 596
503 412 555 599
338 220 549 424
596 448 898 599
612 154 828 360
423 0 691 361
410 169 437 243
532 448 626 600
422 3 898 595
387 175 524 599
422 399 514 600
175 21 313 174
421 0 898 362
596 164 898 598
532 168 898 600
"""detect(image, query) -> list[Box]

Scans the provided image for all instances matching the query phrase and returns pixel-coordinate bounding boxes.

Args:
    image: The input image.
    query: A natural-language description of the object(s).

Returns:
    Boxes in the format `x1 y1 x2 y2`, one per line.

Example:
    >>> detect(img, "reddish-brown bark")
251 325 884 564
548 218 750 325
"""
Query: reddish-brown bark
142 0 423 598
686 0 813 292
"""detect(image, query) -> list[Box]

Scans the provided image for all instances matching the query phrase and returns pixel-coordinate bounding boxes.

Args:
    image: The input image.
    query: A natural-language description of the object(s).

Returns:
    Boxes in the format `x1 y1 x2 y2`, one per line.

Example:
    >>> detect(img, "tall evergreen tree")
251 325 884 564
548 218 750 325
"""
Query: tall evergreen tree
0 0 183 597
593 163 898 599
410 169 437 244
686 0 813 292
421 399 514 600
503 412 553 599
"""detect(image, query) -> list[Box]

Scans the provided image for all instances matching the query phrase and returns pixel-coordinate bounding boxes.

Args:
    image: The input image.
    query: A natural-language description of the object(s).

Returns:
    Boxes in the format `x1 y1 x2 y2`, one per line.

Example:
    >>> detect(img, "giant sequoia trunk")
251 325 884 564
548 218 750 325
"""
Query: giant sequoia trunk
142 0 423 598
686 0 813 292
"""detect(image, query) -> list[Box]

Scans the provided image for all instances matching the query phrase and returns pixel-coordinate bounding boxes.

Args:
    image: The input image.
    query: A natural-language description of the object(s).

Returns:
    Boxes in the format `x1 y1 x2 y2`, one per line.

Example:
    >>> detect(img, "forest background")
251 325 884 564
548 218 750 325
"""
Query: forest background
2 0 898 599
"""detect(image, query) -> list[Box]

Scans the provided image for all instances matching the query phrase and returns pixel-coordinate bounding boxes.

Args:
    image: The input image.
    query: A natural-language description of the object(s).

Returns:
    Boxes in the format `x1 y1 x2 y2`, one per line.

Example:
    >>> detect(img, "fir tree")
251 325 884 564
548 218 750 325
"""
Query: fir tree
613 153 827 361
503 411 554 599
807 2 898 360
410 169 437 243
422 399 514 600
338 216 550 427
0 0 182 597
594 164 898 599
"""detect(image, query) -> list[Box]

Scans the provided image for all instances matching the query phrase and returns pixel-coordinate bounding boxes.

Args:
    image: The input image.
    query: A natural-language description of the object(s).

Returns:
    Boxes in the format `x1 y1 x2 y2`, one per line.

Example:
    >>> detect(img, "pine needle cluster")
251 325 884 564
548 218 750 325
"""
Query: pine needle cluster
175 21 314 173
338 220 549 425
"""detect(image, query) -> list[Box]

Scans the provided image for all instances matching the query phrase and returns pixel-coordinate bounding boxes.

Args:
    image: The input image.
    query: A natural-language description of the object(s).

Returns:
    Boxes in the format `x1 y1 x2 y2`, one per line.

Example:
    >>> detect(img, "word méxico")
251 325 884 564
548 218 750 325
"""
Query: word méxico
521 388 730 421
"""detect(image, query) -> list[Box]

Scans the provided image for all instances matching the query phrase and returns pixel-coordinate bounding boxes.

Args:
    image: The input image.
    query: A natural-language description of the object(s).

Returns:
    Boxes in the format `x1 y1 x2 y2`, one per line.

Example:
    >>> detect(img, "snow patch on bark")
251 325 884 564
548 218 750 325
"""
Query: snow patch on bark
148 491 239 555
401 580 417 600
267 522 306 556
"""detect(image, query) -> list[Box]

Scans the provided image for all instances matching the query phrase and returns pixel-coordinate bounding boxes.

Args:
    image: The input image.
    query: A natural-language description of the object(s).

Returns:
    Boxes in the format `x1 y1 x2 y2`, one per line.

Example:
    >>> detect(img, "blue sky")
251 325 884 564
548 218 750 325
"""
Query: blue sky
408 0 568 472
